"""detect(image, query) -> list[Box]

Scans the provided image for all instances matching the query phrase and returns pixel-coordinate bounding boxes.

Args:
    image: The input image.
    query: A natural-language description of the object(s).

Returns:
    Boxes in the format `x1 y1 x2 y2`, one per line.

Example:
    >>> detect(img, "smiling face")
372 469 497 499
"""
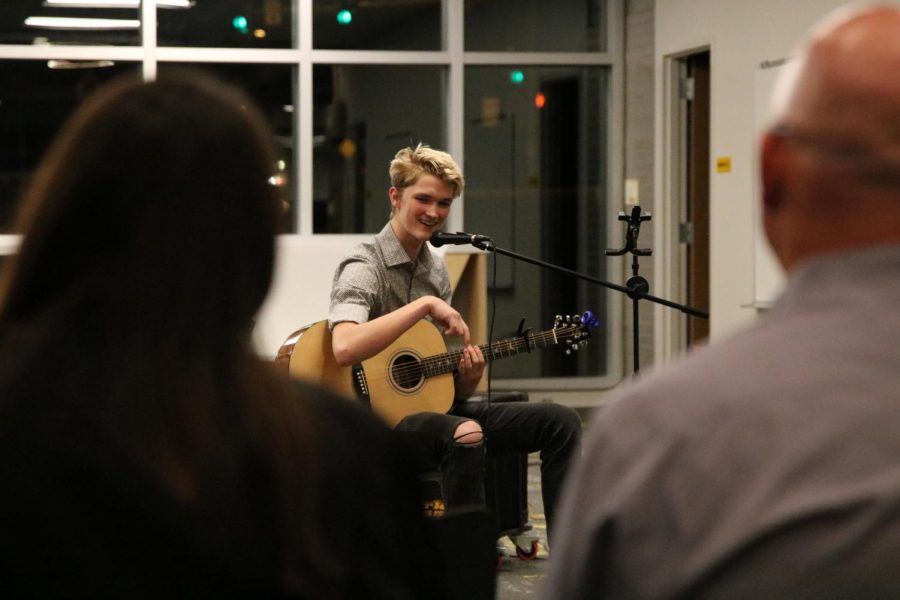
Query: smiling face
389 173 454 258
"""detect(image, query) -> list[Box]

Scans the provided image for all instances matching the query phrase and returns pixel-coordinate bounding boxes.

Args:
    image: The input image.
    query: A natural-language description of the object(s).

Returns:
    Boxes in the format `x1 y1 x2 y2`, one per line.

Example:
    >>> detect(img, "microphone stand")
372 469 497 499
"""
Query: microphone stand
470 206 708 375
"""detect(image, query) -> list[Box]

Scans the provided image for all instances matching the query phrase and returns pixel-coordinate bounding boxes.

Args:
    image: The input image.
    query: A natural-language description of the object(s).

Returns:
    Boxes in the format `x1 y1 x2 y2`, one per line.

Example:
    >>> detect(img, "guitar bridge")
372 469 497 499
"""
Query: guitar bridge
352 364 370 405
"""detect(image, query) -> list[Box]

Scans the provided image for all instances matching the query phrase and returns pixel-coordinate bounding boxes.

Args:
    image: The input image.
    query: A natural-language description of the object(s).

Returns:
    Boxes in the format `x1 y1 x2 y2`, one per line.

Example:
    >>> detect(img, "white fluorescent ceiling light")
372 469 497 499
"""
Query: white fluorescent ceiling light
25 16 141 29
47 59 116 69
43 0 193 7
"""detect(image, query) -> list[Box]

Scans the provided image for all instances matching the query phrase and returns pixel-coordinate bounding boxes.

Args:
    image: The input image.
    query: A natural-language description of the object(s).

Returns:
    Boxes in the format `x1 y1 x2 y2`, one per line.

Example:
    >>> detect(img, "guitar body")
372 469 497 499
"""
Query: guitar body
277 321 357 400
361 320 454 427
277 320 454 427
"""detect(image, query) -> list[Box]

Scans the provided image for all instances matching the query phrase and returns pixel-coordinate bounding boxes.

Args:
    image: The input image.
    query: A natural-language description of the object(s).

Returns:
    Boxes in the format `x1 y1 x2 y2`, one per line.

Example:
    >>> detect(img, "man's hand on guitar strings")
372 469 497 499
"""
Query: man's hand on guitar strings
455 344 485 399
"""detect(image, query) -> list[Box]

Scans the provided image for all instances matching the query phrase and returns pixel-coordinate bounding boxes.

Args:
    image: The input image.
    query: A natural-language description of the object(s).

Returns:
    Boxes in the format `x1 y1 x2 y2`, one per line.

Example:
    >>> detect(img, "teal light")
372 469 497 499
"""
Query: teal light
232 15 248 33
337 9 352 25
510 70 525 84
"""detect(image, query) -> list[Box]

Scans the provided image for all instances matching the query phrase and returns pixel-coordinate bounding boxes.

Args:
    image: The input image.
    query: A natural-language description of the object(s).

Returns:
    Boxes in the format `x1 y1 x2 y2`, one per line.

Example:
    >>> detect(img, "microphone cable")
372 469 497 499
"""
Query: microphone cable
478 247 499 435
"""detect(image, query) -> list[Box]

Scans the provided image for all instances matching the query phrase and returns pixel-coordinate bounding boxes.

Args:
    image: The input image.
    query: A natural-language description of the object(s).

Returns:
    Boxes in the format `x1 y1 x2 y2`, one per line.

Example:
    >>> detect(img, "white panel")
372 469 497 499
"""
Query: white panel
252 235 359 358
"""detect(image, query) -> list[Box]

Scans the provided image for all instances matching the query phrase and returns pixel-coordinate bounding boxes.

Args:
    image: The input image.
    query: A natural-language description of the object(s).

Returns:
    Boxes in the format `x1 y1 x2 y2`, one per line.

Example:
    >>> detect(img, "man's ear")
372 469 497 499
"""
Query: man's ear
760 130 792 269
761 131 785 216
388 186 400 209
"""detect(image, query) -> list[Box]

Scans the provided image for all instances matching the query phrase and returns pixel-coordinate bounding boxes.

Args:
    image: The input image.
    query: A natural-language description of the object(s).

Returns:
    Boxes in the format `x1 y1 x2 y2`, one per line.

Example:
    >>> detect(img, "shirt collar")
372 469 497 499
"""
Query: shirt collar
375 222 435 270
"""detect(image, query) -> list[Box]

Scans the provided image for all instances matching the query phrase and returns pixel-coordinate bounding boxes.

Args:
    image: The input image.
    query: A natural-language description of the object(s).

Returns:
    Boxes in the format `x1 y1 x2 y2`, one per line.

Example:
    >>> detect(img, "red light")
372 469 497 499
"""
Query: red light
534 92 546 109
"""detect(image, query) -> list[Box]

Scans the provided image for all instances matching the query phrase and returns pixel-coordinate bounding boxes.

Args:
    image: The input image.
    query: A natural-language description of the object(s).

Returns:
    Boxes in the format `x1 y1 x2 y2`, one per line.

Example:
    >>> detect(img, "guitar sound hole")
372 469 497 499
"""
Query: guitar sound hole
391 354 423 391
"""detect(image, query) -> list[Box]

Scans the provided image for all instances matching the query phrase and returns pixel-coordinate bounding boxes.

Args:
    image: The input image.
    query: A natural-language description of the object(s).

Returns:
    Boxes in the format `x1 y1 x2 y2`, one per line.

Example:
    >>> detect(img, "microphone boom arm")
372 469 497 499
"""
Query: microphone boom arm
467 214 707 376
481 243 708 318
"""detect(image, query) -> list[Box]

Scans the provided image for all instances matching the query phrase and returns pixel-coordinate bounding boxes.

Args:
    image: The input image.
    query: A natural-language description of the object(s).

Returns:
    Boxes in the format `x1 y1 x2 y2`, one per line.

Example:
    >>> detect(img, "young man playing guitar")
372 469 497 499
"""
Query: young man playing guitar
328 144 582 543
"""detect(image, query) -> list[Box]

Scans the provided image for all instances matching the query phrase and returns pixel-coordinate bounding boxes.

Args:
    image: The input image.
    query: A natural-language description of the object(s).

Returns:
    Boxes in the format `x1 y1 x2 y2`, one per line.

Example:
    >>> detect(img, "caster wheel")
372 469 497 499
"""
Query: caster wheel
496 542 508 569
515 539 540 561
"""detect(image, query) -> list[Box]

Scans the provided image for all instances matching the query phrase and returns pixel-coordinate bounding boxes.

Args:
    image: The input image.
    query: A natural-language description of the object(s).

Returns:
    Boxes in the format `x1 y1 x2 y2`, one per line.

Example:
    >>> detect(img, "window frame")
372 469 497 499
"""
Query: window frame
0 0 625 394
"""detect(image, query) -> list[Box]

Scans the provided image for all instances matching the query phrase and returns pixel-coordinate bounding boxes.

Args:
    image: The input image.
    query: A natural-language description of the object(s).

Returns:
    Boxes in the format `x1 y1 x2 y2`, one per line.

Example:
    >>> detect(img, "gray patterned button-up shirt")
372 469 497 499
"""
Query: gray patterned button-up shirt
328 222 451 329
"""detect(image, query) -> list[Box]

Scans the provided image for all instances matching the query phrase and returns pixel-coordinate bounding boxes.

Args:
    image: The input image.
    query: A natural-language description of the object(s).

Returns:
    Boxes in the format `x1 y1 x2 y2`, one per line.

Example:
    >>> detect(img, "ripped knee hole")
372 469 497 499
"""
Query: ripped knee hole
453 422 484 446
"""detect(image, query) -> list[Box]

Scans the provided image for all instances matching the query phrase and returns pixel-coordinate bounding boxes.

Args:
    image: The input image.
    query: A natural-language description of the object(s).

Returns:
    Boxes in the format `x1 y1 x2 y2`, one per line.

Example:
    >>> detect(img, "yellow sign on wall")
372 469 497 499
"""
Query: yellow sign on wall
716 156 732 173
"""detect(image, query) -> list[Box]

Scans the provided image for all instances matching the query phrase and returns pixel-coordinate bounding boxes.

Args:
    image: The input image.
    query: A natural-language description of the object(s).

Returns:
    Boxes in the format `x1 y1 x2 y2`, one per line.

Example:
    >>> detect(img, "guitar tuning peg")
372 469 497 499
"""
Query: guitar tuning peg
578 310 600 330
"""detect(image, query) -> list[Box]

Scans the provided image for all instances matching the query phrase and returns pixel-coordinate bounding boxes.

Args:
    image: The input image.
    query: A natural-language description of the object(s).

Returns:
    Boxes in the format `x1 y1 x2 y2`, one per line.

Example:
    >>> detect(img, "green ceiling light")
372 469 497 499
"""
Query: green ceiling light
232 15 248 34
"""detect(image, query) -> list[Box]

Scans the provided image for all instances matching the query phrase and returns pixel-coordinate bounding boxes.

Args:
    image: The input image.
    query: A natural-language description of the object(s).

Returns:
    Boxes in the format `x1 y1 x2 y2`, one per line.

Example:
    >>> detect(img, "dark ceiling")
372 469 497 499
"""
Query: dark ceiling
0 1 440 49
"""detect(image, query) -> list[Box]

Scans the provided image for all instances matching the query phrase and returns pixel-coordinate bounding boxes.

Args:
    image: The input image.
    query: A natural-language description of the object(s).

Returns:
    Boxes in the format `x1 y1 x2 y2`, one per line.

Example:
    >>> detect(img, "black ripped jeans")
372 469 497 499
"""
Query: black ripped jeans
395 399 582 540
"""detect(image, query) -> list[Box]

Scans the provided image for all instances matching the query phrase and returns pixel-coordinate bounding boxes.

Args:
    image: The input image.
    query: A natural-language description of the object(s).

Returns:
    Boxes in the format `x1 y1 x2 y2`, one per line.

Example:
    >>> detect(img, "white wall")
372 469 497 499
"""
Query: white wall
252 235 359 359
653 0 878 356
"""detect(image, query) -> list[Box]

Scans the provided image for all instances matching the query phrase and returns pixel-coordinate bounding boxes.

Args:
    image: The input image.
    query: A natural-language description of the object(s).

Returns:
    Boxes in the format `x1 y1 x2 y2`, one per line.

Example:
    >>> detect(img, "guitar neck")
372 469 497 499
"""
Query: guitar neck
419 327 570 378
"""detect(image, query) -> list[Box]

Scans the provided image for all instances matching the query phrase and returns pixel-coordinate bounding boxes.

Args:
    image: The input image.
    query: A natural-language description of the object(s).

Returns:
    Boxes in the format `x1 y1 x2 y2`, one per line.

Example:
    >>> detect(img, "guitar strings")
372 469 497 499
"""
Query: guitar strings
379 325 582 383
359 325 580 391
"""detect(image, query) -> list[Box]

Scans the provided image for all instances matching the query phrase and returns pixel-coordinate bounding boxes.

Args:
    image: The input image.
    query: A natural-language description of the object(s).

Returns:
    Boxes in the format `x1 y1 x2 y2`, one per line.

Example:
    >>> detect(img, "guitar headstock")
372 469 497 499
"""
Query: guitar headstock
553 311 600 355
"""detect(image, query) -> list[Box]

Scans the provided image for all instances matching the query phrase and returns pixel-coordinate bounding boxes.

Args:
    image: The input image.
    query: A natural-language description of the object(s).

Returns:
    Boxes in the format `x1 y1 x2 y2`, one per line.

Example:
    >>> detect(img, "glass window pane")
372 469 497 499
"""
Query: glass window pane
313 65 444 234
158 63 296 232
313 0 441 50
0 2 140 46
0 59 140 233
158 0 293 48
465 65 609 378
465 0 606 52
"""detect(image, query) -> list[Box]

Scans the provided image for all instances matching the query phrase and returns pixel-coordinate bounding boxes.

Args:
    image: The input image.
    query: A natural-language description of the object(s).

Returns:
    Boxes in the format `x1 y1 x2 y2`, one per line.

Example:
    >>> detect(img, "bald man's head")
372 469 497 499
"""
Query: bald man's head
762 5 900 272
780 7 900 163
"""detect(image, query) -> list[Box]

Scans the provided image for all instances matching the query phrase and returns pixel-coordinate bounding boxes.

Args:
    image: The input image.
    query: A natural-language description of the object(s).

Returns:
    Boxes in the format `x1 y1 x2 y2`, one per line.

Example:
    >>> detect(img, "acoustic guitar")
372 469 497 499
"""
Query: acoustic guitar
275 312 598 427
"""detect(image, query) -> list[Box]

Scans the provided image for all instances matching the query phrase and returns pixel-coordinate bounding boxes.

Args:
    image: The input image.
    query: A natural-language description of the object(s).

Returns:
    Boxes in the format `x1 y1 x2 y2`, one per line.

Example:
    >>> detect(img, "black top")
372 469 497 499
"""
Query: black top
0 379 438 599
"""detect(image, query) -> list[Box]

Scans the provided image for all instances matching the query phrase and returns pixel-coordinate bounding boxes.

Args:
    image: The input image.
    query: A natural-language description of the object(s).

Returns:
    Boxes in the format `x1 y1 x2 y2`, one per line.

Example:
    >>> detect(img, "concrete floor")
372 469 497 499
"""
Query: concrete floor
495 457 550 599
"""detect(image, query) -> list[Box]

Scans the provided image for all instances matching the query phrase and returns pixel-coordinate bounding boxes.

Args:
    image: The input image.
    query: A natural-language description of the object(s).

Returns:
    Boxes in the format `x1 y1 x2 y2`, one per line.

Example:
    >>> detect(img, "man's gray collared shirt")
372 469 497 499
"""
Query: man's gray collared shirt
328 222 451 328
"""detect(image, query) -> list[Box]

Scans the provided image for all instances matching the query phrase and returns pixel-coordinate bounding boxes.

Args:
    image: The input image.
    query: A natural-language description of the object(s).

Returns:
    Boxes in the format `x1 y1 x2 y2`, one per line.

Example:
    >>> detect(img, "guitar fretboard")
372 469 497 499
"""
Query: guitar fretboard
418 325 582 378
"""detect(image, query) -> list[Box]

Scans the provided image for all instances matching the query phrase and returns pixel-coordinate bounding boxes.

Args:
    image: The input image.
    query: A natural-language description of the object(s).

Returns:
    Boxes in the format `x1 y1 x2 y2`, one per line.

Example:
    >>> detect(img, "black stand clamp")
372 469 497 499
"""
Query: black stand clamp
605 206 707 374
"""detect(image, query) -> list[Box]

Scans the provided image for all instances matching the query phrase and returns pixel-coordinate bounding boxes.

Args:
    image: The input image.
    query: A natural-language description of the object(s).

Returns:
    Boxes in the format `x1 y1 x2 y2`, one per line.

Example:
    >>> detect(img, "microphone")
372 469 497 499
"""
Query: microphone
429 230 492 248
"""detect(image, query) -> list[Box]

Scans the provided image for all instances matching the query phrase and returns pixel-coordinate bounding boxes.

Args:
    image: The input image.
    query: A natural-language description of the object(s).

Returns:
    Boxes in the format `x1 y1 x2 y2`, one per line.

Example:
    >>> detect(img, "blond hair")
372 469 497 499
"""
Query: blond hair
389 144 465 198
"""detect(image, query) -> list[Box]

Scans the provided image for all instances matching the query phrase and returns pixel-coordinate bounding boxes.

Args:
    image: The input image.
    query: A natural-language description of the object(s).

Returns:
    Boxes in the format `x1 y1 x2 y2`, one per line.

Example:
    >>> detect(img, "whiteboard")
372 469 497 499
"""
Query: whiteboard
751 60 788 307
